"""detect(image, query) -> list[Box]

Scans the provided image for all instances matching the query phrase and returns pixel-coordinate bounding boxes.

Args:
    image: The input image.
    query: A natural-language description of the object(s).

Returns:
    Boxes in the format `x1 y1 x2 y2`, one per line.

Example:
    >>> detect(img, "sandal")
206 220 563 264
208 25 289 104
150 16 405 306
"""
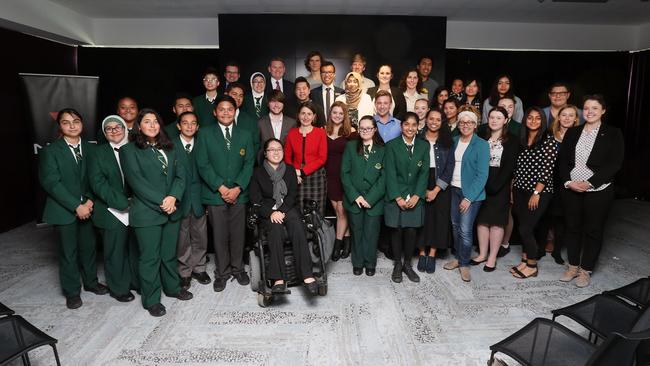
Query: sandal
512 262 538 279
509 259 526 274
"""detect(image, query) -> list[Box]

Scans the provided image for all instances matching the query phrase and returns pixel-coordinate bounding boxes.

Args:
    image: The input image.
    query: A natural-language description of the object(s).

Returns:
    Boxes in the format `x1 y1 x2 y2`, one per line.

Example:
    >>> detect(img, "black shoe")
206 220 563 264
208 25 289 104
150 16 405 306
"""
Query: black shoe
168 289 193 301
213 277 227 292
340 237 351 259
304 281 318 295
391 263 403 283
234 272 250 286
469 258 486 266
403 266 421 283
85 283 109 295
110 291 135 302
180 277 191 291
66 296 82 309
353 267 363 276
496 245 510 258
191 271 211 285
552 253 565 265
147 303 166 317
271 282 288 294
425 256 436 274
365 268 376 276
331 239 343 261
483 265 496 272
417 255 427 273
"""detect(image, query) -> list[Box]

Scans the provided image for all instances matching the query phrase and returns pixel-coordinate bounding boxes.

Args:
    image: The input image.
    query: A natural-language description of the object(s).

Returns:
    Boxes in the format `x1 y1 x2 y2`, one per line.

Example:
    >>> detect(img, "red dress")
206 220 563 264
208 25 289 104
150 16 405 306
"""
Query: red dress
325 132 358 201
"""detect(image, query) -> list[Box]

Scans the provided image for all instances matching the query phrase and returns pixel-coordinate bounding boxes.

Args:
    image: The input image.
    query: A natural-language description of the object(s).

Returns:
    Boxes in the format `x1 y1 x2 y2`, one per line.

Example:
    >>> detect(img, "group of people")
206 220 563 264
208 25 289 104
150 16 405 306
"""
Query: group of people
39 52 624 318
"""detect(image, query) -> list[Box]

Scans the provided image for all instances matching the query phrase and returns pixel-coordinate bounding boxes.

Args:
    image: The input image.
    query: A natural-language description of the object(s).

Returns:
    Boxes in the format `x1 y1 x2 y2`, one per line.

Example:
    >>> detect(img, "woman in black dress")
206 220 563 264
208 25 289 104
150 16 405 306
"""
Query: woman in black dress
249 138 318 295
416 109 454 274
474 107 519 271
325 101 357 261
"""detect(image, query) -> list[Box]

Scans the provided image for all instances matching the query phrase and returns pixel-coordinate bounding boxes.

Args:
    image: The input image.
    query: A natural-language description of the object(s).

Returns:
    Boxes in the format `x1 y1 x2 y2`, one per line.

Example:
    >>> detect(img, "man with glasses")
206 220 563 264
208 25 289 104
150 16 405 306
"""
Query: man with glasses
193 67 220 126
542 82 584 127
310 61 343 125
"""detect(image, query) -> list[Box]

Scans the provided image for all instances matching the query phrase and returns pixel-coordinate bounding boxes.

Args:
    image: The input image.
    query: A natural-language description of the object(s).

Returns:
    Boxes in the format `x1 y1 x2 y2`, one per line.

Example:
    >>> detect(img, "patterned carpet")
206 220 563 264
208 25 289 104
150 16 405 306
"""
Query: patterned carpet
1 199 648 365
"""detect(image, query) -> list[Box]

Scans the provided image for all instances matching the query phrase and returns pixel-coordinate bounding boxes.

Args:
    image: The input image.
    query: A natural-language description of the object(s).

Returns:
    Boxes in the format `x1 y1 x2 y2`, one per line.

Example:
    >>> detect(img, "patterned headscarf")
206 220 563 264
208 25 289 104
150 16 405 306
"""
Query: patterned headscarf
344 72 363 109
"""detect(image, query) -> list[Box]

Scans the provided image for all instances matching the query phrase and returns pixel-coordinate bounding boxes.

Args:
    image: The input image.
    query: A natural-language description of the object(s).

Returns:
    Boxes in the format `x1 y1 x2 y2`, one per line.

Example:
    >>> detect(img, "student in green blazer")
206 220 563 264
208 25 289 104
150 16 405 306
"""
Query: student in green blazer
241 72 270 120
39 108 108 310
384 112 429 284
119 108 193 317
194 95 255 293
164 93 194 140
341 115 386 277
89 115 135 303
192 67 220 126
226 82 261 154
97 97 139 144
172 111 210 290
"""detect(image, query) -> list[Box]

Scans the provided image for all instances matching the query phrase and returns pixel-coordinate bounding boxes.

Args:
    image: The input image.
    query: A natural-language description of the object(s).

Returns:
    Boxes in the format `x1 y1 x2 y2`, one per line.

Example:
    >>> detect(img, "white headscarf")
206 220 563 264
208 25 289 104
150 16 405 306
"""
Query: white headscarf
250 72 266 99
101 115 129 148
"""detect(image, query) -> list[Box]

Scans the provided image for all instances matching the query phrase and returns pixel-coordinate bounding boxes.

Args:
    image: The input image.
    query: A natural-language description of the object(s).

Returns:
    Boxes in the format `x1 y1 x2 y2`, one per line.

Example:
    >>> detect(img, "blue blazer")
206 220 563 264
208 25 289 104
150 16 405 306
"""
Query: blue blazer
452 134 489 202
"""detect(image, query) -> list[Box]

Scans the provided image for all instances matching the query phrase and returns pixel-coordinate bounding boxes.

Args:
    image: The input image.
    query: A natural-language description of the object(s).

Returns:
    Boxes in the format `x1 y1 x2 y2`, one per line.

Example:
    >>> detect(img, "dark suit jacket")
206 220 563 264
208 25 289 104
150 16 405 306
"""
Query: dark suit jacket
558 123 624 188
266 78 296 106
485 136 520 196
367 86 407 122
310 85 344 118
258 114 296 145
249 164 298 219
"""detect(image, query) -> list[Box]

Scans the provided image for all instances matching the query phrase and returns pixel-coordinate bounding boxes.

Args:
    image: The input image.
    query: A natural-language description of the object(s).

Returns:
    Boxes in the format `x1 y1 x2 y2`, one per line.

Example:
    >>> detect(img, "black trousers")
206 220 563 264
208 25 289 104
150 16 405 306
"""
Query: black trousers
263 208 313 281
562 186 615 272
513 189 552 258
207 203 246 279
391 228 417 266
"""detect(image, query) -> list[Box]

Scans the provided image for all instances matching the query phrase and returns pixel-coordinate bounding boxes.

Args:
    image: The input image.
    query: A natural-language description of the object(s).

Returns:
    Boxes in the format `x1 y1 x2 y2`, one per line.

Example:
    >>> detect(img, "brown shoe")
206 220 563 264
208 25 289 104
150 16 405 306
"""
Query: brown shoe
575 268 591 288
559 265 579 282
443 260 460 270
459 267 471 282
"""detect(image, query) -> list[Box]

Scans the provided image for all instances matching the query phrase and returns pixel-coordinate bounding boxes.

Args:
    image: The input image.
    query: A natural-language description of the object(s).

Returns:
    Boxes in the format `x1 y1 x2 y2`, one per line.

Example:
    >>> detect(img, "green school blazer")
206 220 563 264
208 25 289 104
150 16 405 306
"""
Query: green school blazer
173 136 205 218
340 141 386 216
194 124 255 206
39 138 93 225
384 137 429 203
164 121 180 140
88 143 130 229
119 142 185 227
192 95 217 126
236 110 261 153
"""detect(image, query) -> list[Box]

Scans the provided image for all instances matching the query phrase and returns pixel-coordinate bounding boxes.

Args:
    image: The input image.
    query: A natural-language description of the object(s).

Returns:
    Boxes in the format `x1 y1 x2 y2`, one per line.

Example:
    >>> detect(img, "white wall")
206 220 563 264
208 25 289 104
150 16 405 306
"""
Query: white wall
446 20 639 51
91 18 219 48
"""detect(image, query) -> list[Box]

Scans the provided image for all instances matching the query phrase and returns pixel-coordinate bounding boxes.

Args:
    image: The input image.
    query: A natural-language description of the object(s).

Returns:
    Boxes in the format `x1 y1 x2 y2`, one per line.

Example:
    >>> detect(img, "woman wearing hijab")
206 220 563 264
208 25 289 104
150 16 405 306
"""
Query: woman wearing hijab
242 72 270 119
89 115 136 302
249 138 318 295
335 72 374 129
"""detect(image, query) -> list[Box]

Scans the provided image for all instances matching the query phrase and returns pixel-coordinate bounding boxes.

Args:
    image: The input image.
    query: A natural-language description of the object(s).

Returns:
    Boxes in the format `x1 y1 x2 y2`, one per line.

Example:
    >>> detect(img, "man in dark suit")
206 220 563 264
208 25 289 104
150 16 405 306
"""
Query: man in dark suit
310 61 344 126
217 62 241 95
284 77 326 127
266 57 295 106
258 90 296 145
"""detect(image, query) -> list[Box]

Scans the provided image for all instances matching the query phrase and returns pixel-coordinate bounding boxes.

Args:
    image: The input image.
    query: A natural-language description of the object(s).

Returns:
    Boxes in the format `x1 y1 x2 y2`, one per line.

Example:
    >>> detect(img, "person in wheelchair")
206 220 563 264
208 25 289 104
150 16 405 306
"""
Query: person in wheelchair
249 138 319 295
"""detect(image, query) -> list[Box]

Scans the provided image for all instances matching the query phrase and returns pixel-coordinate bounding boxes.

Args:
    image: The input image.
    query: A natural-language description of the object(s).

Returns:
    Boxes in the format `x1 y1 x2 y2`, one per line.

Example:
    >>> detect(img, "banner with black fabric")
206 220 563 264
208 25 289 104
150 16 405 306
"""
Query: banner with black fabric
19 73 99 222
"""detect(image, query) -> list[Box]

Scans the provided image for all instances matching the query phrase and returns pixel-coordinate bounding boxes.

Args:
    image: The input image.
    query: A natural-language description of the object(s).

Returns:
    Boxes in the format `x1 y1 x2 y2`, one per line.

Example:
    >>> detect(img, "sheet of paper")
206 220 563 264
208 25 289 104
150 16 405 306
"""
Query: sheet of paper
108 208 129 226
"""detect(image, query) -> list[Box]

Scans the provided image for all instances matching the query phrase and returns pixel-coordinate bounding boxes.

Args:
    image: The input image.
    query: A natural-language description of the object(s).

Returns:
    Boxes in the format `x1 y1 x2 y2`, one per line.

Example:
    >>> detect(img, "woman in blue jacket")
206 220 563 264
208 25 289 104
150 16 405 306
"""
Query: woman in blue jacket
442 108 489 282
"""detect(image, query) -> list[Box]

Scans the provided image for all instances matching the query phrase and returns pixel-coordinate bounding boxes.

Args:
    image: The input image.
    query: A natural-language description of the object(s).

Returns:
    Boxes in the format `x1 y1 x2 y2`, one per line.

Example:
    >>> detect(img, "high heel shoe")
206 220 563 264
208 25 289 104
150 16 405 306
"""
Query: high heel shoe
512 262 538 279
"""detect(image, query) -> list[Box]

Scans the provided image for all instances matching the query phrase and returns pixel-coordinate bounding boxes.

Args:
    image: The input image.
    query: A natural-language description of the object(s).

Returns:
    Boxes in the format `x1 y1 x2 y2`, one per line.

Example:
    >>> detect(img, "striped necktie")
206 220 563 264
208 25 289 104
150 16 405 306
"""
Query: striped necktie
69 144 82 164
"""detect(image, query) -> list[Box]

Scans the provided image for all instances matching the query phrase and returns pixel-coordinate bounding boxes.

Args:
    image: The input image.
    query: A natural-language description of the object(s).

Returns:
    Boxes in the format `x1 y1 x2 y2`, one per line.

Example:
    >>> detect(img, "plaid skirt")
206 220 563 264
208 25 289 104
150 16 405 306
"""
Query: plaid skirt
298 167 327 217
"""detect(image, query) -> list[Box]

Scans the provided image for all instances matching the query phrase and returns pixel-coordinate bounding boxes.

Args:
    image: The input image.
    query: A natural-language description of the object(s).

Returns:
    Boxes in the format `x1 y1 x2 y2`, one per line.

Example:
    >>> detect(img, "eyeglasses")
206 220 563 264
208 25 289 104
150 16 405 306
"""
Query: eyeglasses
549 91 568 97
266 148 283 153
203 77 218 82
458 121 476 126
358 127 376 133
104 125 124 133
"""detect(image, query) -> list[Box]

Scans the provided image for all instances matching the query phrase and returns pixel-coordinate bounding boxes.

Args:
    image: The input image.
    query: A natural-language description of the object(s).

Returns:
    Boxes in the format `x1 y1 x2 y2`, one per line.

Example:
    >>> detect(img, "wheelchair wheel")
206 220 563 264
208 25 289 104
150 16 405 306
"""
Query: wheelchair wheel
248 250 261 293
257 293 272 307
318 283 328 296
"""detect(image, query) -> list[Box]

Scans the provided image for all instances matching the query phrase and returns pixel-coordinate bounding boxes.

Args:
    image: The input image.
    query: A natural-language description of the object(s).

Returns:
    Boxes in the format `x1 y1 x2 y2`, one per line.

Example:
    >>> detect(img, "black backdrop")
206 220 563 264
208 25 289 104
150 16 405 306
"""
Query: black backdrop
4 17 650 232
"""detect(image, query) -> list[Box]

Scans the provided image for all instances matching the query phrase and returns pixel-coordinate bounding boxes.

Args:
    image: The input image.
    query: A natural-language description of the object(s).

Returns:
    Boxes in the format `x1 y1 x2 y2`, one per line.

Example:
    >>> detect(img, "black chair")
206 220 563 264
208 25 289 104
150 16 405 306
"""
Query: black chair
0 315 61 366
604 277 650 309
552 294 641 343
489 306 650 366
0 302 14 317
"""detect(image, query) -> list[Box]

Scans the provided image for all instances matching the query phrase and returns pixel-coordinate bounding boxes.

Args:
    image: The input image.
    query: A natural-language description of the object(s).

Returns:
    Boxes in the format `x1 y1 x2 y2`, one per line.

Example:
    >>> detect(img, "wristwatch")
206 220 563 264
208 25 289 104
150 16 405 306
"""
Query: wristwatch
533 190 540 196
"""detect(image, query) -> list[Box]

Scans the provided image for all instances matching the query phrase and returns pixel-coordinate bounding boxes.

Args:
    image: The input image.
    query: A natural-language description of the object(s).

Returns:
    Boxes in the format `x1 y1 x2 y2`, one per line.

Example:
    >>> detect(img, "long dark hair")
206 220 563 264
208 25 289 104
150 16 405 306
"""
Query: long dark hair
520 106 548 148
134 108 174 150
398 69 424 93
483 106 510 143
488 74 515 104
355 115 385 155
424 109 453 149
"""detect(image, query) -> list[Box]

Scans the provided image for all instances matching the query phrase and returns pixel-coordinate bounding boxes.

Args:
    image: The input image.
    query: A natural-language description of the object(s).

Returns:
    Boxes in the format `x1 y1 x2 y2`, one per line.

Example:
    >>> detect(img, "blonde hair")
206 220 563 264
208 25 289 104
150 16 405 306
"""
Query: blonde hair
551 104 580 141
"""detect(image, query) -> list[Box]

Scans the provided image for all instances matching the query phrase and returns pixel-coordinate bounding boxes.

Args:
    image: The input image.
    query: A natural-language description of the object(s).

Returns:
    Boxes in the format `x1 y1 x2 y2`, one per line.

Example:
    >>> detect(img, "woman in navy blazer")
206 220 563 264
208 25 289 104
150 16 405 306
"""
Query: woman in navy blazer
442 109 489 282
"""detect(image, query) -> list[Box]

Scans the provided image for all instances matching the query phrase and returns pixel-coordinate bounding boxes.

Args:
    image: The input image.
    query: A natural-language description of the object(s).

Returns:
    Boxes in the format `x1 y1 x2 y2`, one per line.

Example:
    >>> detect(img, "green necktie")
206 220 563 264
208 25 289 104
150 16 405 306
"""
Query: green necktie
254 97 262 117
363 144 371 161
69 144 82 164
224 126 231 150
185 143 191 154
152 146 168 175
407 144 413 158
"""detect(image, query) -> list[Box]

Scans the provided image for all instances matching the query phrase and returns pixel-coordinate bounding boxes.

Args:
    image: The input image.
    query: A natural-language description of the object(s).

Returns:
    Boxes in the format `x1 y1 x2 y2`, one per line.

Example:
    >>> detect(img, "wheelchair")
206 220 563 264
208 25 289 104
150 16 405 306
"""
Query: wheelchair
246 200 335 307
